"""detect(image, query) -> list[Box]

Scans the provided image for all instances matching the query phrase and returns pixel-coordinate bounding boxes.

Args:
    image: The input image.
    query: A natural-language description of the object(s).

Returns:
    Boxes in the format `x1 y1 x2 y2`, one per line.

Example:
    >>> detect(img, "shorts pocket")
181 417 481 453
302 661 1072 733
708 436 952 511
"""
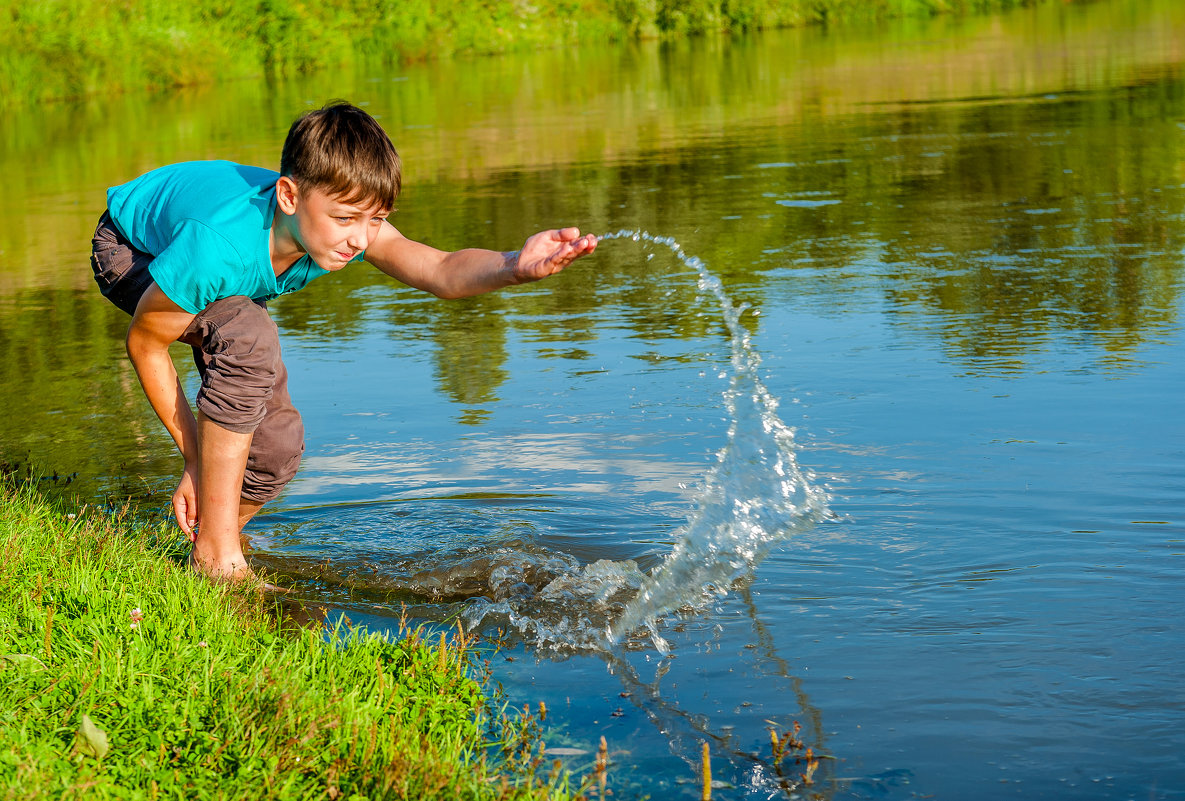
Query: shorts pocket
90 213 154 316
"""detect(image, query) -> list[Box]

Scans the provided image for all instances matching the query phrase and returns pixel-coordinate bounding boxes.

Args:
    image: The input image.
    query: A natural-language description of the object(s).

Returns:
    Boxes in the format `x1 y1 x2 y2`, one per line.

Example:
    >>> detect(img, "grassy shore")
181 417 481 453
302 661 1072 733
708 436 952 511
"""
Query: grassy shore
2 0 1066 110
0 476 574 799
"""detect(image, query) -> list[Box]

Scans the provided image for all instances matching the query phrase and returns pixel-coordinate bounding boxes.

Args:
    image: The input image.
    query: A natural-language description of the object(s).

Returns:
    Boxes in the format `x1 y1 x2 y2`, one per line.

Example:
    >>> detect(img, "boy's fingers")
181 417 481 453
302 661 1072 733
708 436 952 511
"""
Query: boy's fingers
560 235 595 259
518 229 596 281
174 497 197 540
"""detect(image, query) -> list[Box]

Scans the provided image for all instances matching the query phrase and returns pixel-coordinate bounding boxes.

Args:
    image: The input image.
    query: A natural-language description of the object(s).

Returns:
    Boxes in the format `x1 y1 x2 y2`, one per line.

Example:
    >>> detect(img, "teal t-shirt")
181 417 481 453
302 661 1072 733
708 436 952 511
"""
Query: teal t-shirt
106 160 341 314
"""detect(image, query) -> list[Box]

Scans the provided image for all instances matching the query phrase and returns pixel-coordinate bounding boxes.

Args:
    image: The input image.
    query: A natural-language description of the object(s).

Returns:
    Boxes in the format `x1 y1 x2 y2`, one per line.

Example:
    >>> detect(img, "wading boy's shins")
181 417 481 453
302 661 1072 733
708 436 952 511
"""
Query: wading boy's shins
91 101 598 583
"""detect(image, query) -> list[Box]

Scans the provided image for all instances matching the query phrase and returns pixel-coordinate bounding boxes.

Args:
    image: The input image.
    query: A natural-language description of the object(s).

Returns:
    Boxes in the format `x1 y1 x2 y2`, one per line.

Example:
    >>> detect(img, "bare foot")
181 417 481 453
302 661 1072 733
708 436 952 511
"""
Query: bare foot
187 549 252 581
186 550 289 593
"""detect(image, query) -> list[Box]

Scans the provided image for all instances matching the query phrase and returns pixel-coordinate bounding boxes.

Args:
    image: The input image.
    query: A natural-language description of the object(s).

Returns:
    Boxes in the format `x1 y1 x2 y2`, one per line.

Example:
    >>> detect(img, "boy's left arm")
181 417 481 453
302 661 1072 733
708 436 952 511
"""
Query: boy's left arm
364 222 597 299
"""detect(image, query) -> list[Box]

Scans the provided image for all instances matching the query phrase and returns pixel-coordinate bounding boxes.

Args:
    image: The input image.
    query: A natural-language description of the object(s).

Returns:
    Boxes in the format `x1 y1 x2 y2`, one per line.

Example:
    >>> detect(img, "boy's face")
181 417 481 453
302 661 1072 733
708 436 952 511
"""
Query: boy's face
278 178 389 271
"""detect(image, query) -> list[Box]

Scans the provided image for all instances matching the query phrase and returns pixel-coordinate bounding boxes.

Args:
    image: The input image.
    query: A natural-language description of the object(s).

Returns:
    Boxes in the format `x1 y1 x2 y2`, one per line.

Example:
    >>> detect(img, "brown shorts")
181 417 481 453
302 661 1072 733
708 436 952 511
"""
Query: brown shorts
90 212 303 503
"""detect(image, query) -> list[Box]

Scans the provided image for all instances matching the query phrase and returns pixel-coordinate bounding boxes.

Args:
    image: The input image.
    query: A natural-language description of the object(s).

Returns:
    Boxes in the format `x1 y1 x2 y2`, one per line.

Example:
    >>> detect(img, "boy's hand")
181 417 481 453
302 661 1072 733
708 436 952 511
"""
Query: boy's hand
173 464 199 541
511 228 598 284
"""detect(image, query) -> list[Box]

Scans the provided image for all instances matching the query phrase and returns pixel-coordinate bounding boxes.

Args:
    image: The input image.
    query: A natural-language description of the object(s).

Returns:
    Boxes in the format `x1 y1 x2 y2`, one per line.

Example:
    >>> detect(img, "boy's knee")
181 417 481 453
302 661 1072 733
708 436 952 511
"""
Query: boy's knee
242 407 304 504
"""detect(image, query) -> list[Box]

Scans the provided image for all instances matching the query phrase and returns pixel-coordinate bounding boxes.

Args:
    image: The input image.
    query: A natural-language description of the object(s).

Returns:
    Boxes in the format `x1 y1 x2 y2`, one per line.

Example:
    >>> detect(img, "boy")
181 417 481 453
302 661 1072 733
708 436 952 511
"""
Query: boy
90 101 597 583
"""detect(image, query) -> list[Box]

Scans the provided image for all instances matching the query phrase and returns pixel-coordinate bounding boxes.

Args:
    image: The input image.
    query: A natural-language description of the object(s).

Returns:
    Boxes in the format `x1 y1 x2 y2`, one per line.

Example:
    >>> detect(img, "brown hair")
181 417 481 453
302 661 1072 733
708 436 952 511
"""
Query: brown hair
280 100 401 210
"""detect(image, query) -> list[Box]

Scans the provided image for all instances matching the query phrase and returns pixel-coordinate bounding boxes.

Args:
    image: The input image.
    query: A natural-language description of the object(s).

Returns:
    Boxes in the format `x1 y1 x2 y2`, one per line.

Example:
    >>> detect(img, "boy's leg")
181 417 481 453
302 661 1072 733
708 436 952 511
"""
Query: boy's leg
238 499 266 536
237 346 304 511
230 392 291 545
182 298 304 574
190 411 254 579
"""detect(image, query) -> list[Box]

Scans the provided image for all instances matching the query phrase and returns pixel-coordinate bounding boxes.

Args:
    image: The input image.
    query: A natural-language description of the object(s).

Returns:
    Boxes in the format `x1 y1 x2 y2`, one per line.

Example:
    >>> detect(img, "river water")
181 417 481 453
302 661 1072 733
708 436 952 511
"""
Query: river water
2 1 1183 798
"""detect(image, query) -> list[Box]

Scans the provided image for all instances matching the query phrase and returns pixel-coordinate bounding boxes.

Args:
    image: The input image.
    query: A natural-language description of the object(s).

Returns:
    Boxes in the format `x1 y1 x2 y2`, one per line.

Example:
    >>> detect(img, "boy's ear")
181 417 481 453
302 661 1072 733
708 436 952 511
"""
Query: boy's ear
276 176 300 215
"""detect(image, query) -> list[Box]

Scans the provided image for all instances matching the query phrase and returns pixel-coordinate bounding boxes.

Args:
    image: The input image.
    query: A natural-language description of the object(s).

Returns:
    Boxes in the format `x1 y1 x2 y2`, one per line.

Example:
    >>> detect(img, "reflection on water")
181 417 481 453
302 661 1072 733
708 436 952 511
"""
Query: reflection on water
3 1 1185 798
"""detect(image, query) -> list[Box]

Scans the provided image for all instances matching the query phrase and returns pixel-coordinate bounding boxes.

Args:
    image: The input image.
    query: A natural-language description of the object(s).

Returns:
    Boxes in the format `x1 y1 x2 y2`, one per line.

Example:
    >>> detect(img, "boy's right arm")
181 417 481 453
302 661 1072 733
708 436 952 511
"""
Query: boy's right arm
363 222 597 299
125 283 200 534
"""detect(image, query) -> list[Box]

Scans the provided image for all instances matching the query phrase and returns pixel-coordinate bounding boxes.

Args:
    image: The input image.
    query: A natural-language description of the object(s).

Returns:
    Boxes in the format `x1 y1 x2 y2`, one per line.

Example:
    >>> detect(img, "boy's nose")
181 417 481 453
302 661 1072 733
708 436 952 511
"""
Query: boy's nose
346 224 368 251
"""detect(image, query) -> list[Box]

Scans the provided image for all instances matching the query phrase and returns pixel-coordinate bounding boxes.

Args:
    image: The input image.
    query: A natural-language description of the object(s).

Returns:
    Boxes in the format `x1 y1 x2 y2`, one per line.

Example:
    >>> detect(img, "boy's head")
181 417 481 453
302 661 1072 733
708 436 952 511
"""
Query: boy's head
280 101 401 212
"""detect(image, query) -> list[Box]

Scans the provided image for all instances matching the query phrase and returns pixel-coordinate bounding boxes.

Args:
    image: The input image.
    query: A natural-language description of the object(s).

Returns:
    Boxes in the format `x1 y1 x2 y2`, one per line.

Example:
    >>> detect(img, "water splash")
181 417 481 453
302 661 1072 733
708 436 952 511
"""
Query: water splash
253 529 650 652
599 230 831 647
268 230 830 655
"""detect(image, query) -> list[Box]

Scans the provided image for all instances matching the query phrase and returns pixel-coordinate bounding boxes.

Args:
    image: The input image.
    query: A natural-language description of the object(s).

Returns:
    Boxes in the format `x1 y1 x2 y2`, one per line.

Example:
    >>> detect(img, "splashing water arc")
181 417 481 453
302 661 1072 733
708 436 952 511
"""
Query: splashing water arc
599 231 832 646
334 229 833 654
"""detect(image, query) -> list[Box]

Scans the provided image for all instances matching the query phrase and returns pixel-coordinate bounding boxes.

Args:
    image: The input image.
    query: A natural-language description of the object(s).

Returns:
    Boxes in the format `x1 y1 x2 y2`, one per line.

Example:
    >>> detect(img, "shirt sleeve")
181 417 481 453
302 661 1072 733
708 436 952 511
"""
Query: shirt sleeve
146 220 243 314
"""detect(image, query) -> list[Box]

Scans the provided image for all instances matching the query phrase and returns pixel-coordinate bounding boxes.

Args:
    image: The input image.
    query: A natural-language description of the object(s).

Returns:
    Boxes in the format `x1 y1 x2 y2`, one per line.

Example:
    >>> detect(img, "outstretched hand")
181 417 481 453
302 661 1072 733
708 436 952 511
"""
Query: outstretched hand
512 228 598 284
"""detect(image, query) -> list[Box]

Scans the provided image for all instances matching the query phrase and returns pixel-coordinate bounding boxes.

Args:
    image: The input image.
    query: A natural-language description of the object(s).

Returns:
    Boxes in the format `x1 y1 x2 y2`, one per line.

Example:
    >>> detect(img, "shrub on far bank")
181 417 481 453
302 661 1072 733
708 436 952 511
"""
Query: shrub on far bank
0 0 1064 109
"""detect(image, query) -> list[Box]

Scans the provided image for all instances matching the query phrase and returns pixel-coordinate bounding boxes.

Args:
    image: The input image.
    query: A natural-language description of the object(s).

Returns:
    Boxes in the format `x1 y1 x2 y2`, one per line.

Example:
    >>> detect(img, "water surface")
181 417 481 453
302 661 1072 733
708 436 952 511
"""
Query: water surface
2 1 1183 798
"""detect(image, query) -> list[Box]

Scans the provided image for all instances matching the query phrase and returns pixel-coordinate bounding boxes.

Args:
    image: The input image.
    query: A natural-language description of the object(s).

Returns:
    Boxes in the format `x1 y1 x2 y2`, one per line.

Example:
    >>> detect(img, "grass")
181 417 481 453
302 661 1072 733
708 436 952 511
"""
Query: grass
0 473 580 800
0 0 1067 110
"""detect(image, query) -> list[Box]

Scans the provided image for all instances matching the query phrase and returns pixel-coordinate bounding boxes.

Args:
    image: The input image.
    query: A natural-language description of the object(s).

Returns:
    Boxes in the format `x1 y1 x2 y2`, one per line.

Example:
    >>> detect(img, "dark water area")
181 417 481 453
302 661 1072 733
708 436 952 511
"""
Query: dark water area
3 0 1184 798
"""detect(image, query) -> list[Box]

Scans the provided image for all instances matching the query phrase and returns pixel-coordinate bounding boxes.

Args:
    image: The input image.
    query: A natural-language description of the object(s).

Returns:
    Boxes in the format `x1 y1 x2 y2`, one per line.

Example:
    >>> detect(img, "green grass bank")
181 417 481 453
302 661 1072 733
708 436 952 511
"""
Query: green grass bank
3 0 1064 110
0 476 576 800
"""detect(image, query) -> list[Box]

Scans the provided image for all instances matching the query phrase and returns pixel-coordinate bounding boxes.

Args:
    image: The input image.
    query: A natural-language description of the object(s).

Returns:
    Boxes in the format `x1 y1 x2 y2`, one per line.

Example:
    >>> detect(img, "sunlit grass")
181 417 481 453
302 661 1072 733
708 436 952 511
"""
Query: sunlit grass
0 474 578 799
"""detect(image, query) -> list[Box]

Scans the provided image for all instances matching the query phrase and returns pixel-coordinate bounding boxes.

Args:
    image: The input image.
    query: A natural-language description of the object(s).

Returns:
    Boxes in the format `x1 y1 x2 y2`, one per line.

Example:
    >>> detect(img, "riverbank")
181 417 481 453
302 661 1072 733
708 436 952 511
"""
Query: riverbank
1 0 1066 110
0 475 573 799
